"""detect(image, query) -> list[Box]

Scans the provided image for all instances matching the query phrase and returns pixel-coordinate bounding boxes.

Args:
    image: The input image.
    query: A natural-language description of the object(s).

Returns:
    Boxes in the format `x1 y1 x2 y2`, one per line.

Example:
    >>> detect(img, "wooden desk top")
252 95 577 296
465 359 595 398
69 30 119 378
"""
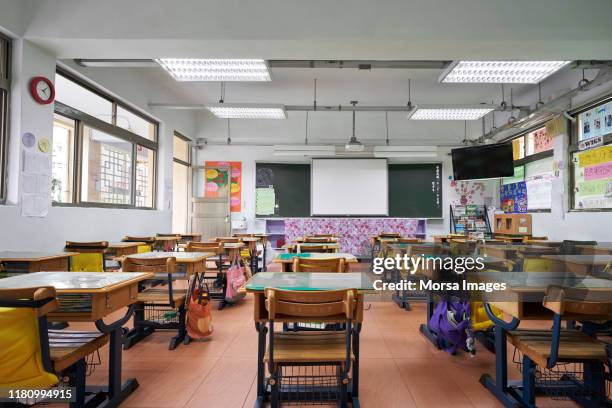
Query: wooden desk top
126 251 215 263
541 254 612 265
273 253 357 263
239 237 261 243
0 271 153 294
222 242 245 249
244 272 374 292
107 242 144 249
154 236 179 242
285 242 341 248
0 251 78 262
294 237 339 243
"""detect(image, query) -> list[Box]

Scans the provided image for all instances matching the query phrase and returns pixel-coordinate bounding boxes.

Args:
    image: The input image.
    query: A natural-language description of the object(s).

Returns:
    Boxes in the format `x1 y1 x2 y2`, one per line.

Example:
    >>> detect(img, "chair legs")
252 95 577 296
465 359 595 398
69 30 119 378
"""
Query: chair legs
69 358 87 408
169 304 187 350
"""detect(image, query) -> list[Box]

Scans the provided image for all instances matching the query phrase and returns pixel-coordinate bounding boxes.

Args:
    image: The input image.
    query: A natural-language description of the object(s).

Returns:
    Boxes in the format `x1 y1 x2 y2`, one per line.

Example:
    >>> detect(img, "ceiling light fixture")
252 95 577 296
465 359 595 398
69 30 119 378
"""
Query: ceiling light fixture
408 107 494 120
206 104 286 119
156 58 271 81
440 61 570 84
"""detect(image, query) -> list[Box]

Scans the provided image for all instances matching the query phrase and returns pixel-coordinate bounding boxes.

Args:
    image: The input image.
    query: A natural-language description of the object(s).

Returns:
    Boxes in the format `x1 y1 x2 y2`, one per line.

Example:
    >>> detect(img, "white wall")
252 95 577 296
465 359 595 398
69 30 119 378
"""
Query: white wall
0 41 198 251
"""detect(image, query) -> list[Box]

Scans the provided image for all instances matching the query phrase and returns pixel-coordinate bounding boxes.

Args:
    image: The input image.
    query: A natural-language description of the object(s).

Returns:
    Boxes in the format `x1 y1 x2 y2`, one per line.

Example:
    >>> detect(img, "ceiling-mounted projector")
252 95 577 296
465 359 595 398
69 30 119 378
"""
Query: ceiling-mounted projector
345 100 365 151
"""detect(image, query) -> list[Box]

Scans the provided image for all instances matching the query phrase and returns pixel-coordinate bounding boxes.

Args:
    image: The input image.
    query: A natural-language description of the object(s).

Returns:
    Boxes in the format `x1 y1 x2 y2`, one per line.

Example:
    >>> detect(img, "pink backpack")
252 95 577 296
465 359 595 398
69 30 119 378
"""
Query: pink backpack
225 258 249 302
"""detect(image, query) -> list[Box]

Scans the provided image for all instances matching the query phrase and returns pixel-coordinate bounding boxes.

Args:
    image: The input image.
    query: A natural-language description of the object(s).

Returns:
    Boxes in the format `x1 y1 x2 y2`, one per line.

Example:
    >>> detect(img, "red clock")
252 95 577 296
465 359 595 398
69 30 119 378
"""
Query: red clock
30 76 55 105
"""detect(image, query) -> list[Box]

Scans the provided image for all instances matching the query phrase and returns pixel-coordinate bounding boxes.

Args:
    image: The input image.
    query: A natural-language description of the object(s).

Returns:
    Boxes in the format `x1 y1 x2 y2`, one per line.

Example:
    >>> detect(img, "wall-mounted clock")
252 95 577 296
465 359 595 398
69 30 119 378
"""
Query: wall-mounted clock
30 76 55 105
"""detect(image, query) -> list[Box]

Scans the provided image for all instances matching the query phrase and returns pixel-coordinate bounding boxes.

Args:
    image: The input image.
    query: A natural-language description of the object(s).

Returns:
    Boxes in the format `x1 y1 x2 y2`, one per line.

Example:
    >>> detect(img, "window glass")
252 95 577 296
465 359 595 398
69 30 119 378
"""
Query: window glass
81 125 133 204
55 74 113 123
525 127 552 156
173 134 190 163
52 114 75 202
117 106 156 140
172 161 189 233
136 145 155 207
511 136 524 160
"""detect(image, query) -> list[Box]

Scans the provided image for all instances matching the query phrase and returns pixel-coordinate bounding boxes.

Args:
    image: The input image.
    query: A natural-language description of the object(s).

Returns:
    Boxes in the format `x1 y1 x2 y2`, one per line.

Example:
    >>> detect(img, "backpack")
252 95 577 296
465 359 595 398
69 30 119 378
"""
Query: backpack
225 257 250 303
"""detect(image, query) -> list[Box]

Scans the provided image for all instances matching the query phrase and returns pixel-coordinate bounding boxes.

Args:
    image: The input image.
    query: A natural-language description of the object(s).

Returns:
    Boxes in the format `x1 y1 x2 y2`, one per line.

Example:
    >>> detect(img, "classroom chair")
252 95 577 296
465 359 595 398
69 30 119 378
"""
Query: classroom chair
186 241 226 298
214 237 241 243
122 256 188 350
0 286 109 408
313 234 337 238
156 233 181 250
292 257 347 273
264 288 357 407
122 235 154 253
64 241 109 272
298 244 331 254
396 237 423 244
507 285 612 407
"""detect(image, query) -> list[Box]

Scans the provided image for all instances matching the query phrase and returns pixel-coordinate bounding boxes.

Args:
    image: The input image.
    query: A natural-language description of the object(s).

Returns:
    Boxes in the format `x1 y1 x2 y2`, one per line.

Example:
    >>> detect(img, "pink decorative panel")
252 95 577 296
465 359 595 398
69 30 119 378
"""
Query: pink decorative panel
284 218 425 257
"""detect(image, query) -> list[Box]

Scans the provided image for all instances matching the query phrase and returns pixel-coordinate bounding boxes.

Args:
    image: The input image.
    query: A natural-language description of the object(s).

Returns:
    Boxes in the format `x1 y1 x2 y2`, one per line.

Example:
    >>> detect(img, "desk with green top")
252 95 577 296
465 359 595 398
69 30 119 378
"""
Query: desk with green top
0 271 152 407
244 272 374 408
478 272 612 407
272 252 358 272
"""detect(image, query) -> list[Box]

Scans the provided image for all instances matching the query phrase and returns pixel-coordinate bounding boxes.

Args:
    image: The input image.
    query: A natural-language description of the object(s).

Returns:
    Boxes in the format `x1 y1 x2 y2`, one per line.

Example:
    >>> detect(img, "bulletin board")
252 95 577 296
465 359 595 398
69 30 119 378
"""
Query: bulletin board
572 144 612 210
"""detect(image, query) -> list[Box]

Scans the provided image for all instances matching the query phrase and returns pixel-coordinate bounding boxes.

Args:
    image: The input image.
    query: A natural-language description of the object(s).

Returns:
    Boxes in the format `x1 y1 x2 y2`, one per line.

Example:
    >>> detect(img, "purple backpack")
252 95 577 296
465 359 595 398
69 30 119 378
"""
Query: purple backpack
429 300 470 355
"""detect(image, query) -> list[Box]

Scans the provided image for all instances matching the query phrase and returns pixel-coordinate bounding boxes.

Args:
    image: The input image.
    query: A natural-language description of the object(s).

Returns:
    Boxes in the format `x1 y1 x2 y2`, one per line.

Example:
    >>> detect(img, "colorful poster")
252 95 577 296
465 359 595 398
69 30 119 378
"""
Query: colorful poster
204 161 242 212
531 127 553 154
584 162 612 181
573 145 612 209
500 181 528 213
578 144 612 168
579 101 612 141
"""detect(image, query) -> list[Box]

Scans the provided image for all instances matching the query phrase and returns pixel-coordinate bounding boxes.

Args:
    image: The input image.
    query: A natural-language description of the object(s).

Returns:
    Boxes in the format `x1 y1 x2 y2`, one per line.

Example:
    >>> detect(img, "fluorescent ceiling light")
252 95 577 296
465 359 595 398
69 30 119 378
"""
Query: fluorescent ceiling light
440 61 570 84
273 145 335 156
408 107 493 120
206 104 286 119
156 59 271 81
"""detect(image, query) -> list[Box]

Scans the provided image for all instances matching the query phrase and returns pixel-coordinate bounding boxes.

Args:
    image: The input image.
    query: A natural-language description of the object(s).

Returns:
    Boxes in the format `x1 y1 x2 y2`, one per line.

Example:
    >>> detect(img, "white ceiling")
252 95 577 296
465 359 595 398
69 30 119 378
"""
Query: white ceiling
3 0 611 144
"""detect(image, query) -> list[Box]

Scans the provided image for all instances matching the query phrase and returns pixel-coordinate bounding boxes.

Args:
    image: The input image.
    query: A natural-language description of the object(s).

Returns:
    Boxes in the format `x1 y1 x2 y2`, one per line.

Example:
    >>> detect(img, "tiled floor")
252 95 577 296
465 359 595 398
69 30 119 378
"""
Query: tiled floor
63 266 579 408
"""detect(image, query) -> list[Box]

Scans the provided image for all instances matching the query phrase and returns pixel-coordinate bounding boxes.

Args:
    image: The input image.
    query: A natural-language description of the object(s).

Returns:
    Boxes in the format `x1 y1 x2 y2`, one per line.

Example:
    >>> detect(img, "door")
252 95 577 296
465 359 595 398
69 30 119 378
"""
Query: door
191 165 231 240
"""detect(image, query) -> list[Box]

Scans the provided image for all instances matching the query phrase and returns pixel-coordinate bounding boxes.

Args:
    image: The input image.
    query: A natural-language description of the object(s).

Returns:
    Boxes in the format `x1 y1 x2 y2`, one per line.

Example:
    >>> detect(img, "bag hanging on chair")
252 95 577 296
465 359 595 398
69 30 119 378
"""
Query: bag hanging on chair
428 300 470 355
186 277 213 339
225 256 248 303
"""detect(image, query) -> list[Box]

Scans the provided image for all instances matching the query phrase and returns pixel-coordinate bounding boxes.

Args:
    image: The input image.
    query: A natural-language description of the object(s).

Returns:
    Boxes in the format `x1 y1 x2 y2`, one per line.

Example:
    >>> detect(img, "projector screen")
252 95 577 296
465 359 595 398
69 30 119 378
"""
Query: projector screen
312 158 388 216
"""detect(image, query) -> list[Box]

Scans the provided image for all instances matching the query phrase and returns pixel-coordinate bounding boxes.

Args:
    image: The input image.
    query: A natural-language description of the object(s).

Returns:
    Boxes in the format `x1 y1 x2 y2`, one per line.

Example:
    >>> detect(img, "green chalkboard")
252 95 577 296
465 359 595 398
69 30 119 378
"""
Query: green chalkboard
256 163 310 217
389 163 443 218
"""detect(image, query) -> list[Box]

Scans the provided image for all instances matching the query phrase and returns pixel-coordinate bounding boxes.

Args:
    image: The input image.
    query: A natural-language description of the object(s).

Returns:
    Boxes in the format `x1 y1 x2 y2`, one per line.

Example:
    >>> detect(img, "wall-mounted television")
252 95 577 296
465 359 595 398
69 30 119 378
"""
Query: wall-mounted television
451 142 514 180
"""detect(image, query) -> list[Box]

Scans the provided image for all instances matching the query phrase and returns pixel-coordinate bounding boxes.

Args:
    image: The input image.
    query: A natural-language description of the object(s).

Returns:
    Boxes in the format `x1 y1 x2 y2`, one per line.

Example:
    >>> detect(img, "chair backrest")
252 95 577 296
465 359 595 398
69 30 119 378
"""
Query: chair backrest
299 244 330 253
396 238 422 244
215 237 241 243
313 234 337 238
543 285 612 318
304 236 333 243
292 257 347 273
379 232 401 238
123 235 155 244
264 288 357 321
156 233 180 239
234 233 255 238
123 256 177 274
560 240 597 255
0 286 59 389
186 241 221 253
65 241 109 272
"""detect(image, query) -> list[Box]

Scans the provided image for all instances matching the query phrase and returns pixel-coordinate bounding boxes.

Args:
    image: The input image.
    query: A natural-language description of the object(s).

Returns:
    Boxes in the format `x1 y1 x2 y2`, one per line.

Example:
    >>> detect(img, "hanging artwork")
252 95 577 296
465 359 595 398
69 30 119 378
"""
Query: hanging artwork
449 180 486 206
205 161 242 212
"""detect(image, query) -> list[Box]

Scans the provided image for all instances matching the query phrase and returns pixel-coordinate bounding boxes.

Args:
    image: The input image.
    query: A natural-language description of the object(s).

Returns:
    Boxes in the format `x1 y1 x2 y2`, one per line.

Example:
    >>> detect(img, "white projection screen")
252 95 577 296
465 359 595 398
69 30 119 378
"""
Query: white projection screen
311 158 388 216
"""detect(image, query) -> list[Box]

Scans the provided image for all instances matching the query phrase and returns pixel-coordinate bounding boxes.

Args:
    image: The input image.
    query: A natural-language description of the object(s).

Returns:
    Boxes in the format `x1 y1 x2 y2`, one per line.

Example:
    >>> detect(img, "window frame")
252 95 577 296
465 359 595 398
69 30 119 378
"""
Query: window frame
504 123 555 213
0 33 11 203
173 131 191 166
567 94 612 212
53 69 159 209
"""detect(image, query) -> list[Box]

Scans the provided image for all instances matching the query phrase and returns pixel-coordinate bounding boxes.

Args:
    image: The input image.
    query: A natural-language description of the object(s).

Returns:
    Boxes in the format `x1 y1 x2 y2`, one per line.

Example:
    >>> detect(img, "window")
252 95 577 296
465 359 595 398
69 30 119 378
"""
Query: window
52 114 75 203
570 98 612 210
0 34 10 202
53 70 159 208
172 132 191 233
501 125 555 212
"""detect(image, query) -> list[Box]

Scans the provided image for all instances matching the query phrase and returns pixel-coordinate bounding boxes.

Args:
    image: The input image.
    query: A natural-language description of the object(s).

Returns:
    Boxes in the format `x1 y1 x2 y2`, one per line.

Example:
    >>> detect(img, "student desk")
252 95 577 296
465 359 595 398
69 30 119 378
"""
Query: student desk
179 233 202 242
576 243 612 255
478 272 612 407
284 242 341 253
540 254 612 276
0 271 152 407
272 252 358 272
0 251 78 273
152 236 179 251
125 251 216 277
240 236 263 272
293 236 339 243
244 272 374 408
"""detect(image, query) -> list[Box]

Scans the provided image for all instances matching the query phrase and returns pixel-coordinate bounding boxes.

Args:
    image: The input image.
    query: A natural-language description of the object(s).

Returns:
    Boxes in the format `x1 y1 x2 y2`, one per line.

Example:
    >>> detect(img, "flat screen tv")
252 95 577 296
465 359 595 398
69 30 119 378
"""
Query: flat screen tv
451 142 514 180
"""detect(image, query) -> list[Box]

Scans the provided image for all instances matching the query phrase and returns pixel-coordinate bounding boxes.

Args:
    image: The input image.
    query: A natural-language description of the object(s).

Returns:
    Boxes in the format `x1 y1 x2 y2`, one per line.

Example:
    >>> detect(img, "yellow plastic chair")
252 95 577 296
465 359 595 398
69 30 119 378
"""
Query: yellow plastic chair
65 241 109 272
